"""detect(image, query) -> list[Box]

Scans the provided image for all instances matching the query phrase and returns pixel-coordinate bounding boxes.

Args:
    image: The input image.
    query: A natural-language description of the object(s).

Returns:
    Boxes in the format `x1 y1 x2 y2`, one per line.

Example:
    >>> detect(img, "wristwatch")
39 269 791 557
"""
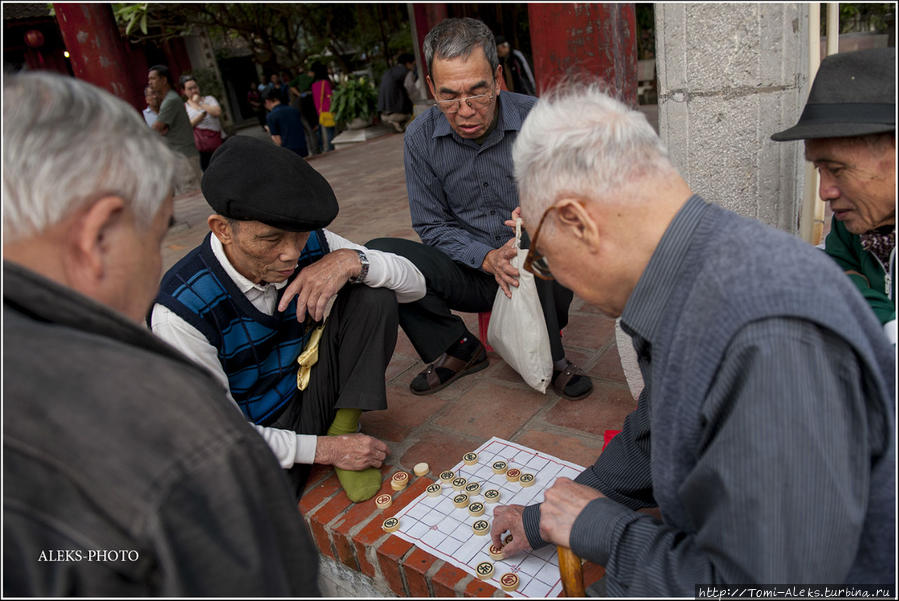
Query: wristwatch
349 249 369 284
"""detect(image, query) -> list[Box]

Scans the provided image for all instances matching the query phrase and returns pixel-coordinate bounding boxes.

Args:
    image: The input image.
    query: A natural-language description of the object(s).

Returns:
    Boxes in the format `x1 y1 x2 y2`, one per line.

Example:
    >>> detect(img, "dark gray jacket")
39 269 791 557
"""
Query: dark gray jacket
3 261 321 596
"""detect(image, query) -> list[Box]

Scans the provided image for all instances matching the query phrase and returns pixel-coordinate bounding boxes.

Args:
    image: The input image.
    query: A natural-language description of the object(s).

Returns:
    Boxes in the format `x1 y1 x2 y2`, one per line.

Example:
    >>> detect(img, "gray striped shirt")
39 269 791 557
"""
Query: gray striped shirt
522 195 894 594
403 91 536 269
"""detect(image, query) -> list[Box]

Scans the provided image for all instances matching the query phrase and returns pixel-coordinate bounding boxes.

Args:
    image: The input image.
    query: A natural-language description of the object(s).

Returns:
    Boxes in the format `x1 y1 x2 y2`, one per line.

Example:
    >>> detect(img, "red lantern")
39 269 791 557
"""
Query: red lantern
24 29 45 49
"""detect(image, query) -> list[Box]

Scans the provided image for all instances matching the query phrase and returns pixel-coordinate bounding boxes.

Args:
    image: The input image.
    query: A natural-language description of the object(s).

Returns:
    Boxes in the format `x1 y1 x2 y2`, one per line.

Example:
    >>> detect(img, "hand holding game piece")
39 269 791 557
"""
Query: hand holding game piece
538 477 604 548
490 504 533 557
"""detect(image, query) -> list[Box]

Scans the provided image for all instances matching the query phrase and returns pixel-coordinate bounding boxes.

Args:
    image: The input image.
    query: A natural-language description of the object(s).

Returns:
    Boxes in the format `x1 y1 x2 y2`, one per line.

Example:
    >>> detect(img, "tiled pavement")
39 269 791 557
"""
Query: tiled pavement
161 125 637 596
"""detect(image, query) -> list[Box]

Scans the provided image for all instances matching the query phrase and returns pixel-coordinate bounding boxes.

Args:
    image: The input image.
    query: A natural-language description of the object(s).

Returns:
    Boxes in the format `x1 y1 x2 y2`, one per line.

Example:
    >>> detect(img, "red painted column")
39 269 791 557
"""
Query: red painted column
527 3 637 105
53 3 143 110
412 3 449 82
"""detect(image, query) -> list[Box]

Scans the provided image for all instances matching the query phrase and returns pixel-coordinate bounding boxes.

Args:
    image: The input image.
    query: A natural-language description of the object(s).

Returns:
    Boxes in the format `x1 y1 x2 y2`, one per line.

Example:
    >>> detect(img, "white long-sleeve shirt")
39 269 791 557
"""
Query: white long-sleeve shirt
151 230 425 467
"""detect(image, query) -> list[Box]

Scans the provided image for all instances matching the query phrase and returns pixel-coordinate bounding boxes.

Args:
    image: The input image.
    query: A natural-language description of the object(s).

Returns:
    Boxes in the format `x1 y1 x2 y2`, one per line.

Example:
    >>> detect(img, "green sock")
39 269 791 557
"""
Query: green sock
327 409 382 502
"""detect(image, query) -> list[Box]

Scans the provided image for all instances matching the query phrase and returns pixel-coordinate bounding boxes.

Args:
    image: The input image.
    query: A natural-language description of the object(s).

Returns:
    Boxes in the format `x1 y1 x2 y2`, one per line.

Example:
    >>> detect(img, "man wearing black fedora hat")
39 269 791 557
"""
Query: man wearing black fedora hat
772 47 895 345
150 136 426 503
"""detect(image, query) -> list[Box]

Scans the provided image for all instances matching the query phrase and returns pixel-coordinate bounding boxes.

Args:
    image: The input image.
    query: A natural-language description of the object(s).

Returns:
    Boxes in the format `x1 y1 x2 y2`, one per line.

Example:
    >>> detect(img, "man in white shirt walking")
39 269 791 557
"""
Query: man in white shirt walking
150 136 426 502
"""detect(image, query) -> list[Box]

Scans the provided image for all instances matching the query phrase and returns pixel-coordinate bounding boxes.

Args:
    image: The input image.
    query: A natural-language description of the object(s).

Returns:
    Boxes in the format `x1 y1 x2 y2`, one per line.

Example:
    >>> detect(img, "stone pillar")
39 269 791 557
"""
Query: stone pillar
654 3 810 233
54 3 143 110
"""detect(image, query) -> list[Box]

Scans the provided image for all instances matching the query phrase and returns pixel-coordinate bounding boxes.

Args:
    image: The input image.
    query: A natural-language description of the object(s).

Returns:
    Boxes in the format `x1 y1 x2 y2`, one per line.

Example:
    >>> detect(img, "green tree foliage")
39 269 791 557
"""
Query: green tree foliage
112 3 411 74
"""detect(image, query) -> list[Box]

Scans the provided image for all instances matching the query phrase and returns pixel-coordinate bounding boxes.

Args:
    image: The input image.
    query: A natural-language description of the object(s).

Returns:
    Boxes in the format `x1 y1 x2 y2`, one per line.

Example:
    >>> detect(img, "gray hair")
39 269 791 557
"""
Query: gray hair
423 17 498 77
513 81 675 219
3 72 177 241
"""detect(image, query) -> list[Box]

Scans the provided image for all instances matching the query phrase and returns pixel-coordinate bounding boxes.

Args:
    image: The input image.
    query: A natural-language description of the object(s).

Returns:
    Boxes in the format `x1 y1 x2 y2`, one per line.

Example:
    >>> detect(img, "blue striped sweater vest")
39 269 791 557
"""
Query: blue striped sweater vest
154 231 330 425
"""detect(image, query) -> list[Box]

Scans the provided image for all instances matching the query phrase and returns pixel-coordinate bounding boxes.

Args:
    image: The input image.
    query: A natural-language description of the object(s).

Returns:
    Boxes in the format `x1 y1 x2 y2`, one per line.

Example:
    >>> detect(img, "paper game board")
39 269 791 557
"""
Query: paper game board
391 437 585 598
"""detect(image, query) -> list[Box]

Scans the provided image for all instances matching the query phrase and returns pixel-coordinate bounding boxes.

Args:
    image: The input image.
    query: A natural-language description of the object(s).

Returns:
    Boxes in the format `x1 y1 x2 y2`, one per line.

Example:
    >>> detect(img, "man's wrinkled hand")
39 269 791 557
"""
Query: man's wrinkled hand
277 249 362 322
482 239 519 298
490 504 533 557
503 206 523 229
538 478 603 549
315 433 388 471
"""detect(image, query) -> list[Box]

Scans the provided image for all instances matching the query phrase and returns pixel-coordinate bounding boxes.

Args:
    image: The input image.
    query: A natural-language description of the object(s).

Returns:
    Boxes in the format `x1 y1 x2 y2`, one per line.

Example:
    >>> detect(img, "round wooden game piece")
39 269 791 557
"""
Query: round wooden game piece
503 533 514 545
463 452 479 465
483 489 501 503
381 517 400 533
472 519 490 536
491 460 508 474
452 493 469 508
426 482 442 497
451 477 467 490
475 561 494 579
500 572 520 592
413 462 429 477
468 501 485 517
519 473 536 487
438 470 454 483
391 471 409 491
506 468 521 482
464 481 481 496
374 493 392 509
487 542 505 560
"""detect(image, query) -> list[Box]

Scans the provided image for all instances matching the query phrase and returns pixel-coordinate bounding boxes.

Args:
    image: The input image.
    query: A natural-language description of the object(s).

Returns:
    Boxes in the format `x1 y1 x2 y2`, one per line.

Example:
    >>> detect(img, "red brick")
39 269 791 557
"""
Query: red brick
464 577 498 597
582 560 606 589
354 475 432 546
376 535 414 595
302 463 332 492
362 384 449 442
330 467 395 573
332 466 393 537
432 562 467 597
353 538 378 578
544 382 636 437
299 471 341 515
402 547 438 597
309 519 335 559
434 381 546 440
306 487 354 560
399 428 482 474
562 312 616 349
333 534 358 570
589 344 627 383
513 429 605 469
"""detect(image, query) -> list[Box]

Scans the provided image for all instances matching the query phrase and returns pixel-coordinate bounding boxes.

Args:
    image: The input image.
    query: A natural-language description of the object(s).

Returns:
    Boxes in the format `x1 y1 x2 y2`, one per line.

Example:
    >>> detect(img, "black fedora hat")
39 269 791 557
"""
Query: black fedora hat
771 47 895 141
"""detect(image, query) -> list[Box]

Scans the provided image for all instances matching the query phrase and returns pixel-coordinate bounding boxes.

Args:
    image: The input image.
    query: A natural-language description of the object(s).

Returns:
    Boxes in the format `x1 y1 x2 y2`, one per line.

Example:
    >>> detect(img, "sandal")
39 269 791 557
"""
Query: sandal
552 361 593 401
410 344 488 395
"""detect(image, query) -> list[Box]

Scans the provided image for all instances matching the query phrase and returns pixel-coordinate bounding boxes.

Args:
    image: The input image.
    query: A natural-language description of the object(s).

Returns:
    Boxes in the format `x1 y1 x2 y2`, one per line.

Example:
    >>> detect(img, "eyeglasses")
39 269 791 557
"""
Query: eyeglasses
435 91 495 114
522 204 560 280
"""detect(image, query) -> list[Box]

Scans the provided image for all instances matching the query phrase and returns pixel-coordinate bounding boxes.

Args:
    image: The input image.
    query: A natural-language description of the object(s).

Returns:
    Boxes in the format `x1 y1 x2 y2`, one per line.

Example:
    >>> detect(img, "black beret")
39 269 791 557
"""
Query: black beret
201 136 338 232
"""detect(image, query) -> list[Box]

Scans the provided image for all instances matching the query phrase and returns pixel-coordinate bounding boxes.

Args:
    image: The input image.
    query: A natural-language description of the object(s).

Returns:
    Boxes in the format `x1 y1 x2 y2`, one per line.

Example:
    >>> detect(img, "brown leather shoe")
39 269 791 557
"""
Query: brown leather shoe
410 343 488 395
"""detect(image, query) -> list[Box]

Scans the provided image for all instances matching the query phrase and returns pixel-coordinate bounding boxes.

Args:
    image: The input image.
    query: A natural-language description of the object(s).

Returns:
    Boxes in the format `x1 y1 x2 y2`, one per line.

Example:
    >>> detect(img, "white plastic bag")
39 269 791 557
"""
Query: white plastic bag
486 218 553 393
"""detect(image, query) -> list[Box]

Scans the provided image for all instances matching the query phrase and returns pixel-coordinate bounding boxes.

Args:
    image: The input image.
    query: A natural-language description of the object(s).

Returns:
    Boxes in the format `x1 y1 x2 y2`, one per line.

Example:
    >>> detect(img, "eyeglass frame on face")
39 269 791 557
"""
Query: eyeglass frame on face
435 87 497 114
522 204 561 280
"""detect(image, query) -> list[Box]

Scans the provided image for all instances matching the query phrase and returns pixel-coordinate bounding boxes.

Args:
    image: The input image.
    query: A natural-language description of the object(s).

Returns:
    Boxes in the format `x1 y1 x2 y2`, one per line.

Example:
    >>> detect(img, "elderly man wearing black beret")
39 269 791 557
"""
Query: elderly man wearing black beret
772 47 895 345
150 136 426 502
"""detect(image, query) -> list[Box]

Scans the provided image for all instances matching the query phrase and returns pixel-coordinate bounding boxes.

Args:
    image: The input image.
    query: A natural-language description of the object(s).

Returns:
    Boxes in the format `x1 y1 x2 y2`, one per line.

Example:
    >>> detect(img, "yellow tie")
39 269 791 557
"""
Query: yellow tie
296 324 326 391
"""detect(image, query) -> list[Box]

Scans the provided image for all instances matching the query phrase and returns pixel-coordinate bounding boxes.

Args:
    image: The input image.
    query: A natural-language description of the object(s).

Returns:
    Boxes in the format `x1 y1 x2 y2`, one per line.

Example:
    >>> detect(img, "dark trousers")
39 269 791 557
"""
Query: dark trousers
366 237 572 364
270 284 398 499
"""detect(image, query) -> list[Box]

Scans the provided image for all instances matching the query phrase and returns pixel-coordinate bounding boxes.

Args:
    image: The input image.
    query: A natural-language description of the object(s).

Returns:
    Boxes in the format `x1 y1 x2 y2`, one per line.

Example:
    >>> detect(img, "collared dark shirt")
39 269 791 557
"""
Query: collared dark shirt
403 91 536 269
521 196 894 594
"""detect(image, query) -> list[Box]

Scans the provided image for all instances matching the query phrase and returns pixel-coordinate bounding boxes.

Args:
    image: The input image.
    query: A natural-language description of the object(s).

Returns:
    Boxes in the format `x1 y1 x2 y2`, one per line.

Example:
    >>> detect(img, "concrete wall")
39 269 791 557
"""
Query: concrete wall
654 3 810 233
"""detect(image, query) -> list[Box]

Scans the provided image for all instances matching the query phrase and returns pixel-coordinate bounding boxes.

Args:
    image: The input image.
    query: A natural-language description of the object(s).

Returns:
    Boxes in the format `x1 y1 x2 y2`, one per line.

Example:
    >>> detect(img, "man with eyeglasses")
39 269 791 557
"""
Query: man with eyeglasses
366 17 593 400
489 83 894 595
